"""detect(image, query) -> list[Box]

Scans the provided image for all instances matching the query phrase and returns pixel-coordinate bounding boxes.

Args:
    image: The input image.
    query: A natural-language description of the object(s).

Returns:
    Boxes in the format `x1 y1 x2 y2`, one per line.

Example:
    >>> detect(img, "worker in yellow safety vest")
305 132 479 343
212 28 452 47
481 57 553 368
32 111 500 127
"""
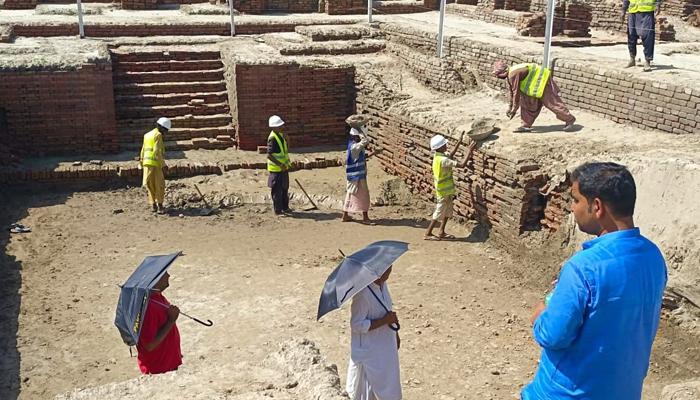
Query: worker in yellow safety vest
492 61 577 133
140 117 170 214
622 0 660 71
266 115 293 216
424 133 477 241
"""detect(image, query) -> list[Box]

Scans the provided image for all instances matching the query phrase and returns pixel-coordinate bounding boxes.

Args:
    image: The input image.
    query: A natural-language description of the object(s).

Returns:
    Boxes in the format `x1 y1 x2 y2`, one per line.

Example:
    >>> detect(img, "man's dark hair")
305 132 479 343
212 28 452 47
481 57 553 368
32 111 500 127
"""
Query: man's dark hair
570 162 636 217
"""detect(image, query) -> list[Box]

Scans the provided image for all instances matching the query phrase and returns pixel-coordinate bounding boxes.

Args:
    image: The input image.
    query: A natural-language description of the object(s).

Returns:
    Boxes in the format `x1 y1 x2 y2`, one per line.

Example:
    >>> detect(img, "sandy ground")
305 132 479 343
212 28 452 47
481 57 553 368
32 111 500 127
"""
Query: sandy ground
1 162 700 400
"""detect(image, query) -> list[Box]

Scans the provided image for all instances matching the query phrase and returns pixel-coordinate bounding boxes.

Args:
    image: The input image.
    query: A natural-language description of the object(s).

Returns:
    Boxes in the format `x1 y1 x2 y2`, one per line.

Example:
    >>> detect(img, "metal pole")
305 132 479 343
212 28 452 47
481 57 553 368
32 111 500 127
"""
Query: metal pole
77 0 85 38
437 0 446 58
542 0 555 68
229 0 235 36
367 0 372 23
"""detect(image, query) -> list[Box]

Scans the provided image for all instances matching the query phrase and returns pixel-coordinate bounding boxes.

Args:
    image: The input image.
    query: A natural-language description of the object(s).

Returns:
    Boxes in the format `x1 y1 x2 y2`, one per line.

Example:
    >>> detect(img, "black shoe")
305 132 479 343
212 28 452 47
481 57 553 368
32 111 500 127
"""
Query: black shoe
151 204 158 212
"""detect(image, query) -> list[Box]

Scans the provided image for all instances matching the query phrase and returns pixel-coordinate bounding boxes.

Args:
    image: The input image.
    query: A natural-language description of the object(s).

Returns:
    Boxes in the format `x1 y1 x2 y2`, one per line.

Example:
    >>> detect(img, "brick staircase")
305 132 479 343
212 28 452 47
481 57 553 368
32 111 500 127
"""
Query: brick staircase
111 46 236 152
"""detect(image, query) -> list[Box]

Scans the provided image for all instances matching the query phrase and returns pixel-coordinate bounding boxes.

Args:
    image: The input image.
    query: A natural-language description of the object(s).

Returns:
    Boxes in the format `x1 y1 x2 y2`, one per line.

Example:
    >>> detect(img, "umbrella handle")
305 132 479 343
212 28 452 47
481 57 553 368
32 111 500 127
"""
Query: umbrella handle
390 322 400 331
187 315 213 327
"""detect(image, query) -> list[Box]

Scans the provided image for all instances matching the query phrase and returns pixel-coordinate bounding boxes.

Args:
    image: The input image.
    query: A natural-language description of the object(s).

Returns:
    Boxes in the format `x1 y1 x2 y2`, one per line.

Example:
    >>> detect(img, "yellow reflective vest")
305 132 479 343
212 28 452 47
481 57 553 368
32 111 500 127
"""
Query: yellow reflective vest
433 152 456 198
142 128 165 168
267 131 291 172
510 63 551 99
628 0 656 13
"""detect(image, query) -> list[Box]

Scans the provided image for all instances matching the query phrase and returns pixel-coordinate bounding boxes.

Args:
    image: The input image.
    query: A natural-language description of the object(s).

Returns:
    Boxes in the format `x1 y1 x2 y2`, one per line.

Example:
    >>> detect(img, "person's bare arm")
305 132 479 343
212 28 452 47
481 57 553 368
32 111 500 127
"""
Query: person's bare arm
457 141 478 169
143 306 179 351
449 132 464 159
369 311 398 331
531 301 546 325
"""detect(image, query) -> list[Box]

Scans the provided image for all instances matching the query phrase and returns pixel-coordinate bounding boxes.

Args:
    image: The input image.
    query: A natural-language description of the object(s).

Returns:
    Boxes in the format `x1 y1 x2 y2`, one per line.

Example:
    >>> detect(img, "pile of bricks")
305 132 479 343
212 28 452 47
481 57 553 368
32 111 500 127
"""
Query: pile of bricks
563 2 592 37
656 17 676 41
295 25 379 41
448 4 532 28
504 0 531 12
0 63 118 158
518 12 547 36
226 60 356 150
380 23 699 134
325 0 366 14
663 0 699 19
388 43 475 94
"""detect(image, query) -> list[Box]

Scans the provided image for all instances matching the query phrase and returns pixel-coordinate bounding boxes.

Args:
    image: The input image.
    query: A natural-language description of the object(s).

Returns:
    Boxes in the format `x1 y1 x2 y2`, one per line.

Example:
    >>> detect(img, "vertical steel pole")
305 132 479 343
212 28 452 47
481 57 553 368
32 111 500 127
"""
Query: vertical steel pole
77 0 85 38
229 0 236 36
542 0 555 68
368 0 373 23
437 0 446 58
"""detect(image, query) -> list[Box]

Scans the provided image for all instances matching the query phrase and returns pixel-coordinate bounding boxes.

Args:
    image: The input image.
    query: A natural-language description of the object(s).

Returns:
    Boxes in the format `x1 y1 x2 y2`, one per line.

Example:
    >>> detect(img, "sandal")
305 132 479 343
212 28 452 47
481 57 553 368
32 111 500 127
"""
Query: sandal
563 117 576 132
514 126 532 133
437 233 456 240
10 226 31 233
360 220 376 226
423 235 442 241
342 216 355 222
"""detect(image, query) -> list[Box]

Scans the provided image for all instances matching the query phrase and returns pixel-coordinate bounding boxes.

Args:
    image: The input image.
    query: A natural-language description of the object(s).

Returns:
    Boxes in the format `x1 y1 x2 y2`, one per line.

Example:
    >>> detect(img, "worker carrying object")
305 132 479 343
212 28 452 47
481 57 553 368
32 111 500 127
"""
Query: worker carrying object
140 117 171 214
622 0 660 71
492 61 576 133
266 115 293 216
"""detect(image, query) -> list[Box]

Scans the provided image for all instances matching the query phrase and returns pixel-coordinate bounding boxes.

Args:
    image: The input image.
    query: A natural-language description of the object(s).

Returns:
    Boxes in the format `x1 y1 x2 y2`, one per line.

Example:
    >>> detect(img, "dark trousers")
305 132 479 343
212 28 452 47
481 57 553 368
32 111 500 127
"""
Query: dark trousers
628 12 655 61
268 171 289 214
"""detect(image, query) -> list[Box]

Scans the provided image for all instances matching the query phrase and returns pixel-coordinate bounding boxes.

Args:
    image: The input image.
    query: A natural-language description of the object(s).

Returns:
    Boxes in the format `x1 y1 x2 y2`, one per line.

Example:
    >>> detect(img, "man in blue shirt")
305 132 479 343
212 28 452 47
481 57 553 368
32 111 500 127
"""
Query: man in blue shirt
522 162 667 400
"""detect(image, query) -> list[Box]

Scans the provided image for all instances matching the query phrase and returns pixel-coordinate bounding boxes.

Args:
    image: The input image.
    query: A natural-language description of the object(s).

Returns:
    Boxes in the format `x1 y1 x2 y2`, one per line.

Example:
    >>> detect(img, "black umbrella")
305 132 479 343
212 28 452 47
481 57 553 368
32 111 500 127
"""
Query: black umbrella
317 240 409 331
114 252 212 347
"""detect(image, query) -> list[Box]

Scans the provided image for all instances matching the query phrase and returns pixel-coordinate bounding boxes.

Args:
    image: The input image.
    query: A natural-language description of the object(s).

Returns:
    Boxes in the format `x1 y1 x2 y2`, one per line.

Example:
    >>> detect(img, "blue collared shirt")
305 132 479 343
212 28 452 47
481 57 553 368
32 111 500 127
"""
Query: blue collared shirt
522 228 667 400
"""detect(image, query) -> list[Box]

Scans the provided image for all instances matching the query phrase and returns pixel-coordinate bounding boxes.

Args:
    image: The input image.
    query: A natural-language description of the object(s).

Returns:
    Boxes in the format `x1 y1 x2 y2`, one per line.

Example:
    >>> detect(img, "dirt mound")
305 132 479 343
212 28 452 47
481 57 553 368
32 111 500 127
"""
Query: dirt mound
53 339 345 400
661 381 700 400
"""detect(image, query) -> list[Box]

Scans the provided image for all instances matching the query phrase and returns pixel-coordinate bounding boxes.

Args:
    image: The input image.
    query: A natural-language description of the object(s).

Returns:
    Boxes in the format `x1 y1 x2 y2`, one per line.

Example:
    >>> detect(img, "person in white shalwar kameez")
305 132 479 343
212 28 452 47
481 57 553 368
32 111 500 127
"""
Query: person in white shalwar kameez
346 266 402 400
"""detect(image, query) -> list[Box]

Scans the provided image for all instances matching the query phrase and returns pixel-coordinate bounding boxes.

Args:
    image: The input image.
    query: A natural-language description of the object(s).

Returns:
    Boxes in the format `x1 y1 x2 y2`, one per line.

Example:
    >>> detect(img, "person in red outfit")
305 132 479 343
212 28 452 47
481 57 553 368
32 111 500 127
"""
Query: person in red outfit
136 271 182 374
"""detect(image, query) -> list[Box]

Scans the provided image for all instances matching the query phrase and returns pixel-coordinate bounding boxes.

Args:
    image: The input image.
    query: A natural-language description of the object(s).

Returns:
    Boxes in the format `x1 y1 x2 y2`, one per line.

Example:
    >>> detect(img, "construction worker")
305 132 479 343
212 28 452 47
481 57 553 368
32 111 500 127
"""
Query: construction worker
342 125 378 225
266 115 292 216
424 133 477 241
140 117 170 213
492 61 576 133
622 0 660 71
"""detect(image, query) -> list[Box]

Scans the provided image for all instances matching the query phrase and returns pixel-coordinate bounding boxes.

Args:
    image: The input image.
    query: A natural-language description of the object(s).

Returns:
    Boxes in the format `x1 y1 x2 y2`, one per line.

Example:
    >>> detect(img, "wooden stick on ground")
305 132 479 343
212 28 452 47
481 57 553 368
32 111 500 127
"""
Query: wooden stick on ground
294 178 319 210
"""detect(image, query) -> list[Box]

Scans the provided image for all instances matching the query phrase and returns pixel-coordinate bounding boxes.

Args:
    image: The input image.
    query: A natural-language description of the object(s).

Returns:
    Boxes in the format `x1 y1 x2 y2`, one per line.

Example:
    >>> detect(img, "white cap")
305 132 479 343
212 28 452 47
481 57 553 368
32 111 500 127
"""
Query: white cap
430 135 448 151
269 115 284 128
156 117 172 130
349 126 367 136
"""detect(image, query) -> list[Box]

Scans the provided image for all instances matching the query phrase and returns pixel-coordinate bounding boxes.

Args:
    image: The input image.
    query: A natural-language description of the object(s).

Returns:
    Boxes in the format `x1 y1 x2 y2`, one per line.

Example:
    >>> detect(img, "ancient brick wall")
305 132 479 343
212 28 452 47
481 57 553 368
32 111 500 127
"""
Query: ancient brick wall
381 24 699 133
11 22 305 37
325 0 366 14
226 61 356 150
388 43 475 94
0 63 118 157
2 0 37 9
587 0 679 40
355 71 546 238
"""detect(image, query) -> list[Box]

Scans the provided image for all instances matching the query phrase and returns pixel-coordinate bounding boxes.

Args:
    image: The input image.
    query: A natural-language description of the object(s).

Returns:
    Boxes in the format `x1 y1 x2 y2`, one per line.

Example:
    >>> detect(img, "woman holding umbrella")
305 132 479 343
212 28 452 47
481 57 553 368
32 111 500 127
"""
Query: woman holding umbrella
346 265 402 400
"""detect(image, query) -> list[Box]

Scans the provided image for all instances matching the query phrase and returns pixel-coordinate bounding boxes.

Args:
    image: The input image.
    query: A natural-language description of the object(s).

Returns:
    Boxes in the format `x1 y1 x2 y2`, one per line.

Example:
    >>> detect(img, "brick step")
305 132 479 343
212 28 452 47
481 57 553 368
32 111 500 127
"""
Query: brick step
110 50 222 63
114 91 229 107
112 59 224 72
120 136 236 152
115 102 230 119
113 81 227 95
113 69 225 84
117 126 234 143
117 114 233 131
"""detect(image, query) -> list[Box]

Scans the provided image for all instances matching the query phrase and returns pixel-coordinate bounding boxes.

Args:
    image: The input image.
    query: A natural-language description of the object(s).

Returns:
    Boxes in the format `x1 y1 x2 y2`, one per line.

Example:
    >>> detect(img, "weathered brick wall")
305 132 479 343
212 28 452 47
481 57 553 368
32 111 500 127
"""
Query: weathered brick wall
1 26 14 43
226 61 356 150
587 0 678 40
380 23 699 133
0 63 118 157
11 22 310 37
325 0 365 14
660 0 698 18
388 43 475 94
264 0 317 12
355 70 546 238
2 0 37 9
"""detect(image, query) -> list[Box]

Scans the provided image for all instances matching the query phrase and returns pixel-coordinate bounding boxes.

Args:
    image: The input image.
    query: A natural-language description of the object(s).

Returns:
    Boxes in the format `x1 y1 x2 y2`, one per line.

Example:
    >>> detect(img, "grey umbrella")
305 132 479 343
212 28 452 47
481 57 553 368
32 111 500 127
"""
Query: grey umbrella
317 240 409 330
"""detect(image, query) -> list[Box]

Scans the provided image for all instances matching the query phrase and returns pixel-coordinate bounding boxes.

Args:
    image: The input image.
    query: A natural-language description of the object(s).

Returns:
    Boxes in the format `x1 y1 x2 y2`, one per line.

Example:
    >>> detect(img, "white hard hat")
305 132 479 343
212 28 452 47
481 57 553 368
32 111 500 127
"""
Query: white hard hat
269 115 284 128
156 117 172 130
350 126 368 136
430 135 448 151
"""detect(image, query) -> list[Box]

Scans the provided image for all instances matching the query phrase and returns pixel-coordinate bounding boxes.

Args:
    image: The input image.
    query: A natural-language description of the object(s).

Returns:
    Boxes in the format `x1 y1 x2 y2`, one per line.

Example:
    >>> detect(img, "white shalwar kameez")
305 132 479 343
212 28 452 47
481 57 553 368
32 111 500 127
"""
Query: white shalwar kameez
346 282 402 400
